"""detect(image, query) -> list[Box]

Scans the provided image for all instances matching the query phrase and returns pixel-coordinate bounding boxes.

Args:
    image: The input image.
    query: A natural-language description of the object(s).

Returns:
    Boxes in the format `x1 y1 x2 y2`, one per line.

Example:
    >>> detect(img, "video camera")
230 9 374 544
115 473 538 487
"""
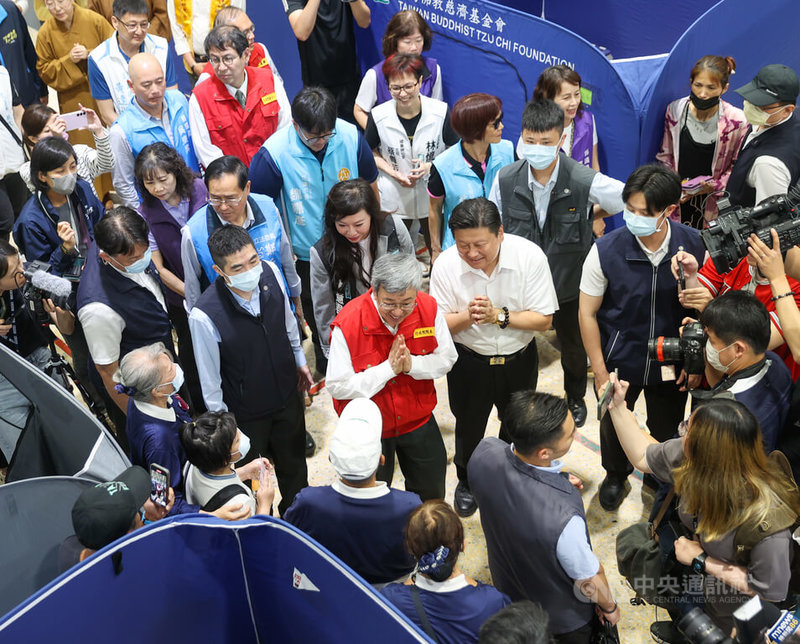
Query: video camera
20 261 75 324
677 596 800 643
700 192 800 273
648 321 707 376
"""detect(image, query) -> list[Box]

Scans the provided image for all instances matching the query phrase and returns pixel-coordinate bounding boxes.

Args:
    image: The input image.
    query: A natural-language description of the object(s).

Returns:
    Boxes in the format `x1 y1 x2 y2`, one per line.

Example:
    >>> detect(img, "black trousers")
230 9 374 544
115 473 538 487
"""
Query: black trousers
295 259 327 374
599 380 687 477
377 415 446 501
553 298 588 401
324 78 360 125
168 303 204 414
0 172 30 237
448 341 539 485
237 390 308 516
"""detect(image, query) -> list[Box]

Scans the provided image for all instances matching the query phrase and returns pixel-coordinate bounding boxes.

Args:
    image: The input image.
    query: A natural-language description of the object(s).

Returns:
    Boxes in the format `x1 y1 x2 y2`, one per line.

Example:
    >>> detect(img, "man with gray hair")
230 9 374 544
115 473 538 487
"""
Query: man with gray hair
327 253 457 501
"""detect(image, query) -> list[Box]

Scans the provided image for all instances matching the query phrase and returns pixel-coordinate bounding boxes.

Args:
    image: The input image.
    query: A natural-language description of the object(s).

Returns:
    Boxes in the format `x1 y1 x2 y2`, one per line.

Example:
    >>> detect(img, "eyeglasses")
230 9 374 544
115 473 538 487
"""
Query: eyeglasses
377 301 416 313
209 192 246 207
297 127 336 146
389 80 419 94
241 25 255 38
208 54 241 67
492 112 504 130
119 19 150 32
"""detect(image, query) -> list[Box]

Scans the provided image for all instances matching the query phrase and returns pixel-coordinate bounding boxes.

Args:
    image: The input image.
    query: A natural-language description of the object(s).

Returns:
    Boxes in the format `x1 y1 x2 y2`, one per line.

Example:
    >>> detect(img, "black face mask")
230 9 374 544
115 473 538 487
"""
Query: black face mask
689 92 720 111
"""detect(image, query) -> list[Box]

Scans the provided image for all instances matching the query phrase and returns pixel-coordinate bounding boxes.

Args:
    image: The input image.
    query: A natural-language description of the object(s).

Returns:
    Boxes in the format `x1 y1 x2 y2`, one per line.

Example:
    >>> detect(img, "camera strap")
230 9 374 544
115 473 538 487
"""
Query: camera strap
0 112 22 148
691 356 768 400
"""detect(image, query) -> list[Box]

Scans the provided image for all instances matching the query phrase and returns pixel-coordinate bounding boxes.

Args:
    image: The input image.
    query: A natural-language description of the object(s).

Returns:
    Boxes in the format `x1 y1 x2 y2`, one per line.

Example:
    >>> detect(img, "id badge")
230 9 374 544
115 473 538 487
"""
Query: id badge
660 365 676 382
489 356 506 366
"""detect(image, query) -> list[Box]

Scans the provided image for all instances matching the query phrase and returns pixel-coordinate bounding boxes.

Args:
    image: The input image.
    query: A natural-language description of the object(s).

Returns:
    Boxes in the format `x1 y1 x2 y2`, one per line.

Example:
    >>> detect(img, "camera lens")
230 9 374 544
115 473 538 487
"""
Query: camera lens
678 608 730 644
648 337 684 363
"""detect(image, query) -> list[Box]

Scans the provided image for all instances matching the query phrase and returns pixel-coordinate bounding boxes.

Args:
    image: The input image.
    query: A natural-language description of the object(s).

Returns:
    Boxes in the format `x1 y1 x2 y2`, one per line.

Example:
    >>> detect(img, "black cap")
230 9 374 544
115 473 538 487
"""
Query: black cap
735 64 800 106
71 466 150 551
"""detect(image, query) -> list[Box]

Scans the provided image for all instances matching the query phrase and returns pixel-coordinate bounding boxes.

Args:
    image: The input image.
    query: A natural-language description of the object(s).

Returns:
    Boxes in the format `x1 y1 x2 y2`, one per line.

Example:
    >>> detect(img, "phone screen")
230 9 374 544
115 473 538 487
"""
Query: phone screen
149 463 169 507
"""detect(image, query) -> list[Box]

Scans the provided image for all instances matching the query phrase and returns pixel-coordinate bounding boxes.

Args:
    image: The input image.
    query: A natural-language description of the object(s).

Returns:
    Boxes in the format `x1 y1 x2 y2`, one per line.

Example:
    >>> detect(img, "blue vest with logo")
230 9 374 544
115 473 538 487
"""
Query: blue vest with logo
116 89 199 172
264 118 359 261
595 222 704 385
433 139 514 249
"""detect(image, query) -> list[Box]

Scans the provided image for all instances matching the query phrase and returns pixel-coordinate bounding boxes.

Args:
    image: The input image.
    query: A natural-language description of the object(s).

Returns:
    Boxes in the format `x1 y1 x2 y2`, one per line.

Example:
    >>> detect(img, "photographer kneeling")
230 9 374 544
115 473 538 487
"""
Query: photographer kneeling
0 240 75 466
606 374 800 637
695 290 792 452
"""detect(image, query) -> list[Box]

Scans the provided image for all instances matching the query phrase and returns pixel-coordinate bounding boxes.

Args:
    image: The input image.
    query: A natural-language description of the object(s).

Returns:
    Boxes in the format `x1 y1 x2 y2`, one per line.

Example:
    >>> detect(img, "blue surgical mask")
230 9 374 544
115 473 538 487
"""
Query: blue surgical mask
623 208 666 237
518 141 559 170
224 262 262 292
231 430 250 463
124 248 153 274
157 364 184 396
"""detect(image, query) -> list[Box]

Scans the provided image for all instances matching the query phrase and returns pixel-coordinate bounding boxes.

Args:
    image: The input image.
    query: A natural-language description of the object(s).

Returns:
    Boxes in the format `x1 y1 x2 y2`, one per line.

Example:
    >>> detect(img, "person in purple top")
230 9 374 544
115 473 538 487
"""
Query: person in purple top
353 9 443 130
135 141 208 410
381 500 511 644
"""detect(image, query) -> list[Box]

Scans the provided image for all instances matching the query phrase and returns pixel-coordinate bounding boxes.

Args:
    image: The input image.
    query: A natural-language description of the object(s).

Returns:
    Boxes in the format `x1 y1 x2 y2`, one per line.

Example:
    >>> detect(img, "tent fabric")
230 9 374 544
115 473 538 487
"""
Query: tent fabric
0 476 96 618
0 342 130 484
0 515 432 643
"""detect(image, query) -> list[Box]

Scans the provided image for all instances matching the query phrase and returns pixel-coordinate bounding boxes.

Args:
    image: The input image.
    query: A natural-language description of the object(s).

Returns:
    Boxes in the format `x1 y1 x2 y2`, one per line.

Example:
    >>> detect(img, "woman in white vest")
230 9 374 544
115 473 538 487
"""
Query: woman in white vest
309 178 414 359
364 53 457 260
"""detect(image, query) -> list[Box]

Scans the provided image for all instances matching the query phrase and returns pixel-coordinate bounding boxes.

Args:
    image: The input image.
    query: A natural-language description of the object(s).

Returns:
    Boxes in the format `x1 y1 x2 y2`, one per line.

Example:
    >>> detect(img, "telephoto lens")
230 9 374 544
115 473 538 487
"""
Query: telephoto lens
678 609 732 644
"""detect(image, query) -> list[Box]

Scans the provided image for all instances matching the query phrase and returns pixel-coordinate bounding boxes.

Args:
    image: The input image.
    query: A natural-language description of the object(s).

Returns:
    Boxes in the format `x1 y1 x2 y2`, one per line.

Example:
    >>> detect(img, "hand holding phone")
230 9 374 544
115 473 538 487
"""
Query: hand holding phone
60 110 90 132
149 463 170 508
596 369 617 421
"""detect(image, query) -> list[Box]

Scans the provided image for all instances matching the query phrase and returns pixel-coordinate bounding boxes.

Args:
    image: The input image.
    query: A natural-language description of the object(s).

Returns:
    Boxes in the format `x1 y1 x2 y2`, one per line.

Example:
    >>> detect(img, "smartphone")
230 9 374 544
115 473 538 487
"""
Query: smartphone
61 110 89 131
596 369 617 422
681 175 712 195
149 463 170 508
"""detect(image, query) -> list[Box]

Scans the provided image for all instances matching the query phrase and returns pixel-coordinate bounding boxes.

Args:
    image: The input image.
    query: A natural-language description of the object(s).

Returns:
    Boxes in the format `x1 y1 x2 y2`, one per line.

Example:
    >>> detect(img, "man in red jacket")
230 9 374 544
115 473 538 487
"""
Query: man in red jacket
188 25 291 169
326 253 457 501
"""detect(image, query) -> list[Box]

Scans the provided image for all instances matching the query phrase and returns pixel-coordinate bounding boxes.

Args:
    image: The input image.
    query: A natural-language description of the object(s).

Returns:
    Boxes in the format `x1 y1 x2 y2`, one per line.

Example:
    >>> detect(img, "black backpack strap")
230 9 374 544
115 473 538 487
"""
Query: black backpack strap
0 112 22 148
409 585 440 643
202 484 249 512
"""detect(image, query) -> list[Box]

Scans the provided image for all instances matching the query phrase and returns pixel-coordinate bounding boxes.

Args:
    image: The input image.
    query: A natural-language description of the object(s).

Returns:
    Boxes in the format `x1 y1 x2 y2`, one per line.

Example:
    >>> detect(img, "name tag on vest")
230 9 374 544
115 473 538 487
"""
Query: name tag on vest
413 327 435 339
261 93 277 105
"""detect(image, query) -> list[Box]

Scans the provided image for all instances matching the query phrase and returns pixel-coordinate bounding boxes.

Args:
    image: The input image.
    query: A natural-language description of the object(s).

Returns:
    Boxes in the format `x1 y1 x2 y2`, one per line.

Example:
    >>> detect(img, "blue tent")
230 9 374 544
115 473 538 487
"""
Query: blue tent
0 515 431 643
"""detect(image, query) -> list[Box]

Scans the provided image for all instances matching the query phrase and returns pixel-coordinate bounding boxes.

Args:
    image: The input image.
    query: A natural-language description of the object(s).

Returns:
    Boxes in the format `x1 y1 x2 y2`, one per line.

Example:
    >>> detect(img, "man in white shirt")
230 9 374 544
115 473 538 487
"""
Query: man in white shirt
429 197 558 517
327 253 457 501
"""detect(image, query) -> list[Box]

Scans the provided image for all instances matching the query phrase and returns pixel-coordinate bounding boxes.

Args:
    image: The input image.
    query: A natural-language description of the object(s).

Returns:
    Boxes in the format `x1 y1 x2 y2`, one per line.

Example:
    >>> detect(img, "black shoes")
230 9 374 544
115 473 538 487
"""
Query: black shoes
454 481 478 517
305 431 316 458
567 398 587 427
598 474 629 511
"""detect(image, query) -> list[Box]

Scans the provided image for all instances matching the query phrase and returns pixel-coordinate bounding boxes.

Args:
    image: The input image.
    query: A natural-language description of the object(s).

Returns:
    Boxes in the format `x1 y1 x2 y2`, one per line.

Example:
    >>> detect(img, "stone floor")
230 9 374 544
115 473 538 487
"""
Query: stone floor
300 327 675 643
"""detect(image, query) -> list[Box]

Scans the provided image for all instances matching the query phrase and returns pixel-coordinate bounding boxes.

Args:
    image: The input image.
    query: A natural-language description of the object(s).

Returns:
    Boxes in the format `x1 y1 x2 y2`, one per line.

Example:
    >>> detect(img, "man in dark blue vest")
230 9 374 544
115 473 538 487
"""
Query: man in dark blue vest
469 392 621 642
578 165 704 511
188 225 313 515
727 64 800 207
77 206 177 448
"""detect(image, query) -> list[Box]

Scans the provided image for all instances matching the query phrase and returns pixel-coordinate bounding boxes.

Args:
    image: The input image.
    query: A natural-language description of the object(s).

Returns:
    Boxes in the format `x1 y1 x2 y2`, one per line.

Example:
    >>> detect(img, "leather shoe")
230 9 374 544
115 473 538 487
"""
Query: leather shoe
650 620 690 644
567 398 587 427
305 431 316 458
454 481 477 517
598 475 629 511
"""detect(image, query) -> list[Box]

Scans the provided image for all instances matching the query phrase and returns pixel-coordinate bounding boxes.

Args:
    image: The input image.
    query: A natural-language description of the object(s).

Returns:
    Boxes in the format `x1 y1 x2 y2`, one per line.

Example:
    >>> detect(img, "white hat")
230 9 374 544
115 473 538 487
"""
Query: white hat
329 398 383 480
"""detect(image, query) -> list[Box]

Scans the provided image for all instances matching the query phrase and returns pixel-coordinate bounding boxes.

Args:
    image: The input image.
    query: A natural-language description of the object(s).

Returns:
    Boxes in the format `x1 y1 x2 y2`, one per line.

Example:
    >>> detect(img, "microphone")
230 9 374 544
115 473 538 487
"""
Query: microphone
30 270 74 309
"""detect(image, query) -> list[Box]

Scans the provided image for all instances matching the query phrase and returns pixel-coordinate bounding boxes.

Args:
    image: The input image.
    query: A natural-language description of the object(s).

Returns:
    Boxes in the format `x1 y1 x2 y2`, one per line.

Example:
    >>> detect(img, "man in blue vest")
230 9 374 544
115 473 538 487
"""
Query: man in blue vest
727 64 800 207
109 52 197 209
578 165 704 511
249 85 378 376
188 225 313 515
469 391 621 641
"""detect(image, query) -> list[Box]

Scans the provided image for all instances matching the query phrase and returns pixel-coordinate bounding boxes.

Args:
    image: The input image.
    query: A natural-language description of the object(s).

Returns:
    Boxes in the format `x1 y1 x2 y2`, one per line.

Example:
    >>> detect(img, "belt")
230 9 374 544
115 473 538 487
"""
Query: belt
456 342 531 366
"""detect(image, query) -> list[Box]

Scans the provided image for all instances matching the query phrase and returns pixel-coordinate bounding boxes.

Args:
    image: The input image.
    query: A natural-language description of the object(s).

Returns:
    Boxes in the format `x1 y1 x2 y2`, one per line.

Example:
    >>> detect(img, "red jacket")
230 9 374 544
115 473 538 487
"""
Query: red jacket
192 65 281 165
331 289 439 438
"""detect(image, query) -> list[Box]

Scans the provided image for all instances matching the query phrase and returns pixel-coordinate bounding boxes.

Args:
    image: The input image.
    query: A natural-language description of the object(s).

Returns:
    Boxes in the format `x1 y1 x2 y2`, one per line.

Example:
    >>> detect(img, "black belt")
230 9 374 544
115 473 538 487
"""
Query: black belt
456 342 531 366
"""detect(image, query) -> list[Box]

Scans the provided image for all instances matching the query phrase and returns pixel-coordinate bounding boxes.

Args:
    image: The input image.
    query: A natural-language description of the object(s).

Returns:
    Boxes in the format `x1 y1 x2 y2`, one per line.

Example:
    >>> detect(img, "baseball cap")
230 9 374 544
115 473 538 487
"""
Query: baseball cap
72 466 151 551
329 398 383 480
735 64 800 106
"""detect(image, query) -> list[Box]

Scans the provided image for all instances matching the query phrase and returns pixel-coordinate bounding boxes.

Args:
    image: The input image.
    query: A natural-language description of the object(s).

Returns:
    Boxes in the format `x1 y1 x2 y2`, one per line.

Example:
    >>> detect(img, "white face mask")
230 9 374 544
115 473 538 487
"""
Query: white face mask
743 100 786 128
705 340 739 373
230 430 250 463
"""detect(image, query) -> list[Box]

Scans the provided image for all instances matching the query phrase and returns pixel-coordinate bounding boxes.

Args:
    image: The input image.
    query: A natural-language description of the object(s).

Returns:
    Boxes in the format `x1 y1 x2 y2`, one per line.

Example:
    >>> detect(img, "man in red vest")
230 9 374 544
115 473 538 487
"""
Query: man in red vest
189 25 291 169
326 253 457 501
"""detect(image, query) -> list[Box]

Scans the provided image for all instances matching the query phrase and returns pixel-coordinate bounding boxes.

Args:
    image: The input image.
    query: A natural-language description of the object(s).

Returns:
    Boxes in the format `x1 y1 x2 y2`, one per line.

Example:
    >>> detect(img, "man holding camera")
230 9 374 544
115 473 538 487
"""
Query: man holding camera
0 240 75 467
579 165 704 511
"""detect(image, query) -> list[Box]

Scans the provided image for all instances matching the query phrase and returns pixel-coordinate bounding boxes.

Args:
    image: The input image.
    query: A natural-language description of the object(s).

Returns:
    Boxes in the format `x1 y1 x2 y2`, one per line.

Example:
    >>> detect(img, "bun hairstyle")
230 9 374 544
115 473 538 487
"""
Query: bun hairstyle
690 55 737 87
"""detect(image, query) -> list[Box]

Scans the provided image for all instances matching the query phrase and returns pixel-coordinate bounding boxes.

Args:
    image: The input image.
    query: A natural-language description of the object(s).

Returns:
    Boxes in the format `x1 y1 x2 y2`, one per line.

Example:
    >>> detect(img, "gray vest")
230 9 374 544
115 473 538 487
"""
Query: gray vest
468 437 594 635
498 154 595 303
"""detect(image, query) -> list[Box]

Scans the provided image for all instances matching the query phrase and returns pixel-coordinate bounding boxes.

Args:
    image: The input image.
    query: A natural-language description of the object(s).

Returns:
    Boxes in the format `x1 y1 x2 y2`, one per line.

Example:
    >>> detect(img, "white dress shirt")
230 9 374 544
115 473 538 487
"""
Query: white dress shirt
743 114 795 205
429 233 558 356
326 294 458 401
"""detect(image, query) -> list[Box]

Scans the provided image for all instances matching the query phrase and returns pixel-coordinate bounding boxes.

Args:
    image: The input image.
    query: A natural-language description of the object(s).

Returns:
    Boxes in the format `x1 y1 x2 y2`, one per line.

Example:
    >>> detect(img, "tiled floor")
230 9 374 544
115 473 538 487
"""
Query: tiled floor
300 327 675 643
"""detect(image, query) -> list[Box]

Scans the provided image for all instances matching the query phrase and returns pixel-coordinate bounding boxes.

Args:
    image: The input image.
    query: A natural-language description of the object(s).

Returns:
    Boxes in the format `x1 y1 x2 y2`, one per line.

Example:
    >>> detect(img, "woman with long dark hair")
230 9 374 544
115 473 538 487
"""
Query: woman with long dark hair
309 178 413 358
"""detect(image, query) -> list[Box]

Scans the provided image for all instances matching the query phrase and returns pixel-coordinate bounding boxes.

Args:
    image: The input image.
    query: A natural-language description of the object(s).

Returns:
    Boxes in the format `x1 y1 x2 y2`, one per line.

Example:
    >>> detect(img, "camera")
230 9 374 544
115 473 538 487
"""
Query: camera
648 321 707 375
700 193 800 273
20 261 75 324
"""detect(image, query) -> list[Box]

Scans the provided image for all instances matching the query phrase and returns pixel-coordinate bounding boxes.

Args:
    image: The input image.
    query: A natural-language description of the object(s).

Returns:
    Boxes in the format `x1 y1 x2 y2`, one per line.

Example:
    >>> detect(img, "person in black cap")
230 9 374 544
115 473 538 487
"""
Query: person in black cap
59 465 171 570
726 64 800 207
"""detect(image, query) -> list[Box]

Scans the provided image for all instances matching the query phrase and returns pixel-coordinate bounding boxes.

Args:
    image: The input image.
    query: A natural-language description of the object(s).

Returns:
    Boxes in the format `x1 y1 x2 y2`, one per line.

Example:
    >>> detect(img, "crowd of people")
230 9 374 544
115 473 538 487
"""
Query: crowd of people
1 0 800 641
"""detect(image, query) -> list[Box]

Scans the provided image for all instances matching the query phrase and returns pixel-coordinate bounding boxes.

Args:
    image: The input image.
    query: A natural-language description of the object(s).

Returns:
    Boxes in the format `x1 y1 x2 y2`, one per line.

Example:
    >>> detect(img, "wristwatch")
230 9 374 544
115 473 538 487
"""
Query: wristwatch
691 552 708 574
495 306 510 329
